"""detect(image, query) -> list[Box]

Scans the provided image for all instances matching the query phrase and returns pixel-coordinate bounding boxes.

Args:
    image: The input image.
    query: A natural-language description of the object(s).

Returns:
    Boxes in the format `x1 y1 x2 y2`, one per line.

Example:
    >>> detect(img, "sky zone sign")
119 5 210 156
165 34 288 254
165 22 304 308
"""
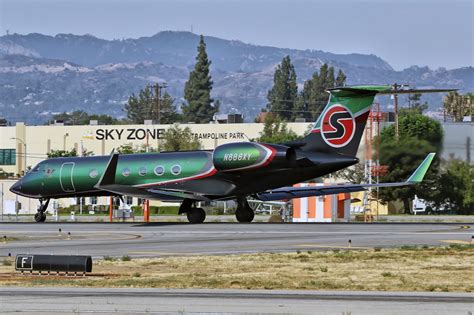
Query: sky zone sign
92 128 247 141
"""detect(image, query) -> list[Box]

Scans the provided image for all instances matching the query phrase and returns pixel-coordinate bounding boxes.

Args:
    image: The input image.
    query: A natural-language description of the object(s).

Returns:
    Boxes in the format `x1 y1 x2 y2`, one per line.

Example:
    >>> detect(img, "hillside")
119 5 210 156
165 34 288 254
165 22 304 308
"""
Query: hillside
0 31 472 124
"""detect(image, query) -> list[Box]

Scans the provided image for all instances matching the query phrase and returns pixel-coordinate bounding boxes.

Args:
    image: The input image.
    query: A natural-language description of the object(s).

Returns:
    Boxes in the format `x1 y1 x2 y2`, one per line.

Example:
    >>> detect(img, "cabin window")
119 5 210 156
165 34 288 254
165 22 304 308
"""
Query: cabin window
125 196 133 205
122 167 131 177
90 196 98 205
171 164 181 176
89 169 99 178
138 166 147 176
154 165 165 176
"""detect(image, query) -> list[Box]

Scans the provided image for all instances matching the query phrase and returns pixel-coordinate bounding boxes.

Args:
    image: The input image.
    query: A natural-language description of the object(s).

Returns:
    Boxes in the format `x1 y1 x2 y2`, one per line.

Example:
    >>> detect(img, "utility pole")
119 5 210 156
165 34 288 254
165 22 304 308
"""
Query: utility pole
392 83 400 141
1 183 3 222
152 83 168 124
467 137 471 164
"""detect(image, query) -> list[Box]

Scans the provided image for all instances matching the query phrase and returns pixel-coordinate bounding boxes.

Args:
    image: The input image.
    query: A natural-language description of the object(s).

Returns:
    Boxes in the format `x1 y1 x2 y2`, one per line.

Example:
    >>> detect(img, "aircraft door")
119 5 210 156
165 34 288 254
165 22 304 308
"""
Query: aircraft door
60 162 75 192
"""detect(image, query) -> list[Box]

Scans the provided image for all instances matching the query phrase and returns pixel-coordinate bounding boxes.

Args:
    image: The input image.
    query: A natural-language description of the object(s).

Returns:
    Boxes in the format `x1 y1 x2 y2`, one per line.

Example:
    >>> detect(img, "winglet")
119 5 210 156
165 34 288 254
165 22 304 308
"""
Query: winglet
406 153 436 183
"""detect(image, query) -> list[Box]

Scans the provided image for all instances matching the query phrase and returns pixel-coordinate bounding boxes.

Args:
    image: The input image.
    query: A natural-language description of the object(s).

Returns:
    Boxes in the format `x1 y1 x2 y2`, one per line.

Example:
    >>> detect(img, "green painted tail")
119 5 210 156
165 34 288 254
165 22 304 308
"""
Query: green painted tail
302 85 390 156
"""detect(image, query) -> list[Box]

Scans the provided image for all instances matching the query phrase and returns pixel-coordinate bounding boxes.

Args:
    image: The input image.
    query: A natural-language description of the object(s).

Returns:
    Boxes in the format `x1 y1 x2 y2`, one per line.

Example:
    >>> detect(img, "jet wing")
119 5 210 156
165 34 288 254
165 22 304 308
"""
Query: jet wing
257 153 435 201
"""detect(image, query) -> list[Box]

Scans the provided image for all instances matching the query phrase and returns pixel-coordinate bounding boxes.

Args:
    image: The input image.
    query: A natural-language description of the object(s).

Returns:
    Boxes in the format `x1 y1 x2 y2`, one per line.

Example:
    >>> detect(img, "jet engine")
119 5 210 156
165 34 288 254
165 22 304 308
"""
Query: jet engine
212 142 296 171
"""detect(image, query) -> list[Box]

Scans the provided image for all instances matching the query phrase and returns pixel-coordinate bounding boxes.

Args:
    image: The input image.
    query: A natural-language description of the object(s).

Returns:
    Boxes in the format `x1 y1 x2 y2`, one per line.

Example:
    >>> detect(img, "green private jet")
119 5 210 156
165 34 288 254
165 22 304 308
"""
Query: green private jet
10 85 453 223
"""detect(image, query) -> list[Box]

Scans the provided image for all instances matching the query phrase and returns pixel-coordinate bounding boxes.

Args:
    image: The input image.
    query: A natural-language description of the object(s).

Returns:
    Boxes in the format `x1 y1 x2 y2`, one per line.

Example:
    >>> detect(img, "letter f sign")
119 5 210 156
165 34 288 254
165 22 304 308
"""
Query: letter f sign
21 257 27 268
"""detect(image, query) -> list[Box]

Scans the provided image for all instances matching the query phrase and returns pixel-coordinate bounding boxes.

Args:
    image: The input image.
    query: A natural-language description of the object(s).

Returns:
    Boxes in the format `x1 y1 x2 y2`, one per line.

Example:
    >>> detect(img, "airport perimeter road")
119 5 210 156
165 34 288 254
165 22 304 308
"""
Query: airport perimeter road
0 223 472 258
1 287 472 314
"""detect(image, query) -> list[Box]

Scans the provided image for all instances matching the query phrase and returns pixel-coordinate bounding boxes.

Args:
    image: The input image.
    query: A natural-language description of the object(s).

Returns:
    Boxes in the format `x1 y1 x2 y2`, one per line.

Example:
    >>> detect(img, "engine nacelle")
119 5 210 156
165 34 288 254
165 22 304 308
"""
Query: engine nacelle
212 142 295 171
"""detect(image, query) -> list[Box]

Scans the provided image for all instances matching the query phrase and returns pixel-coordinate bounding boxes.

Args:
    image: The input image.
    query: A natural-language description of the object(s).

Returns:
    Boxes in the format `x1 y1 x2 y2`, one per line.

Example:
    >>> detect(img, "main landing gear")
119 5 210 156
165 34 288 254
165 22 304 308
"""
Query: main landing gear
180 199 206 224
235 197 255 223
179 197 255 224
34 198 50 223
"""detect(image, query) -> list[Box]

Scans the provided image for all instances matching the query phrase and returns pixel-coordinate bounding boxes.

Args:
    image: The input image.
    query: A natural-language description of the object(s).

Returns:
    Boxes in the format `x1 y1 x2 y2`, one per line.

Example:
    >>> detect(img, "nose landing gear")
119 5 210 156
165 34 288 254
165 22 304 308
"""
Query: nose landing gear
34 199 50 223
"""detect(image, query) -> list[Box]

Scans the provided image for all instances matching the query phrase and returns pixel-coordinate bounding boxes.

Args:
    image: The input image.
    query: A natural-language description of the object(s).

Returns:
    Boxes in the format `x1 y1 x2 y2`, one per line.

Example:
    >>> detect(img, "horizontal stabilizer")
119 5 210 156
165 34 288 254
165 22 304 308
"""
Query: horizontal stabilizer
328 85 457 96
257 153 435 201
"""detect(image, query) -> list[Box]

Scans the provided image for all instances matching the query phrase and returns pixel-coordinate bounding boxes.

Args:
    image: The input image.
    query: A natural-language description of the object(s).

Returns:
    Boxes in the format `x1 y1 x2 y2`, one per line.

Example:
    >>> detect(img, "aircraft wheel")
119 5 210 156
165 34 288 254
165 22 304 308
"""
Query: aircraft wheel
34 212 46 223
235 208 255 223
186 208 206 224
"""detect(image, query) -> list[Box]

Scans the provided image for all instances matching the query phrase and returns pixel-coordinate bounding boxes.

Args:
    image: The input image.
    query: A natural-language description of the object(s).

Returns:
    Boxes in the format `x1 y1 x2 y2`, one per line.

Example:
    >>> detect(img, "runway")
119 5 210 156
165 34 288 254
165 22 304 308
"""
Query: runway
1 287 472 314
1 222 472 258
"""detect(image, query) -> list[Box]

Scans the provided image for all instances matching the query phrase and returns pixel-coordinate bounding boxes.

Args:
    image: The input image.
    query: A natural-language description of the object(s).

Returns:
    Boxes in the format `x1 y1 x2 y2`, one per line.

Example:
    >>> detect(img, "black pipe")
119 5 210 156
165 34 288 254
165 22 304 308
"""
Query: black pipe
15 254 92 273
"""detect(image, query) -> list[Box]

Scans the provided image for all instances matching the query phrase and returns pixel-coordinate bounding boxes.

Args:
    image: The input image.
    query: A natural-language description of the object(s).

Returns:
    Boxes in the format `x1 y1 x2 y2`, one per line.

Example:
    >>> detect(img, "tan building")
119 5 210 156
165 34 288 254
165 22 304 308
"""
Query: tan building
0 122 312 215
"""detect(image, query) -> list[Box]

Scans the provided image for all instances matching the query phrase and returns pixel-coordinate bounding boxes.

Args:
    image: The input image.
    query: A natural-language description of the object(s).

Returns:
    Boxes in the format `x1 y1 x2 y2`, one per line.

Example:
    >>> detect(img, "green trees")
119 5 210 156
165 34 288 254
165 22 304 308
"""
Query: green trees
443 91 473 122
159 91 181 124
431 159 474 214
266 56 299 121
404 93 428 114
378 137 437 213
124 85 180 124
302 63 346 121
257 113 299 144
335 69 347 87
182 35 218 123
379 114 444 149
377 113 444 213
125 85 151 123
47 149 78 158
161 124 201 151
265 58 347 122
51 111 119 125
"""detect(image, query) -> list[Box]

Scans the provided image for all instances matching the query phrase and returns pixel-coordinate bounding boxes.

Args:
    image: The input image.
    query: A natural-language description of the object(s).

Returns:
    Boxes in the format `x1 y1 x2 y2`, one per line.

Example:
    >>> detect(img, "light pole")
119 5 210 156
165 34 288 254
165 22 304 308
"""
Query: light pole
11 137 26 175
63 133 69 151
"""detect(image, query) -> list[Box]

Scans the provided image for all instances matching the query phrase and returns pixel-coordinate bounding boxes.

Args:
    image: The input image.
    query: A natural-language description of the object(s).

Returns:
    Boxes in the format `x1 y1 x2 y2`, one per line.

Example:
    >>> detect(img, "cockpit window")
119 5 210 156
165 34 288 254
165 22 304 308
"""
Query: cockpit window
44 168 54 177
31 165 41 172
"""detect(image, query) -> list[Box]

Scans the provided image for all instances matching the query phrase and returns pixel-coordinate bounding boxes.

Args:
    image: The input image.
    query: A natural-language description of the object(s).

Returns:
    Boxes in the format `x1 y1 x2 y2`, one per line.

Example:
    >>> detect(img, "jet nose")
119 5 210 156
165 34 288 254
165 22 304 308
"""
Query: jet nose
10 180 22 194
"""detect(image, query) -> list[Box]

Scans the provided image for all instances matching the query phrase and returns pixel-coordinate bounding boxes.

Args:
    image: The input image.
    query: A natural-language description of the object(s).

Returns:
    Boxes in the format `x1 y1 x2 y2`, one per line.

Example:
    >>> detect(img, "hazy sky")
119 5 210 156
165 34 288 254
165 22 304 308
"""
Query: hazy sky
0 0 472 70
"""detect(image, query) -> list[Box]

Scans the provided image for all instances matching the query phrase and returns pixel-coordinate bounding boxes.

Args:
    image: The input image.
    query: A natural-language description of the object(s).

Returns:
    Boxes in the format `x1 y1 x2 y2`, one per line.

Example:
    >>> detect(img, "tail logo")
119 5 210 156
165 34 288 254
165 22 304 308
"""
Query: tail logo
321 104 355 148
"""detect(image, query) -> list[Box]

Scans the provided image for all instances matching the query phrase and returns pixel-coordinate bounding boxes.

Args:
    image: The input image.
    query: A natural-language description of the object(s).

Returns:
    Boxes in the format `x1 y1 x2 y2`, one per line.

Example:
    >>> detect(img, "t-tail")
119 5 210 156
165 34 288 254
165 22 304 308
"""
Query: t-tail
301 85 456 157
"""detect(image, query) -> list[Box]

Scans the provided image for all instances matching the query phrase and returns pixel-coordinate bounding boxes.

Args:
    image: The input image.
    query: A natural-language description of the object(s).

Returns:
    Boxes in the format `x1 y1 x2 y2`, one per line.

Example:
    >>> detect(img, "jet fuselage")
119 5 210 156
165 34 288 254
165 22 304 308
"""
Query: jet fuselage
10 148 357 201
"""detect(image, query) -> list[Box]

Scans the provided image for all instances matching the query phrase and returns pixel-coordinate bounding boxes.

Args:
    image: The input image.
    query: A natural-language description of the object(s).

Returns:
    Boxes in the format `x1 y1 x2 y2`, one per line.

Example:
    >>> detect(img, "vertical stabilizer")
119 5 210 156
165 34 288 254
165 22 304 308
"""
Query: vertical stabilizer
302 86 389 156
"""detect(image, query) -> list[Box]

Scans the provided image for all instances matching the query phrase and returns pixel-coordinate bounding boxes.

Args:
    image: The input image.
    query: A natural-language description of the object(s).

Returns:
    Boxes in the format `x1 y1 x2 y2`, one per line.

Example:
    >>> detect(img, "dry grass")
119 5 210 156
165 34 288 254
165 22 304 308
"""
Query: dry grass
1 236 19 242
0 245 473 292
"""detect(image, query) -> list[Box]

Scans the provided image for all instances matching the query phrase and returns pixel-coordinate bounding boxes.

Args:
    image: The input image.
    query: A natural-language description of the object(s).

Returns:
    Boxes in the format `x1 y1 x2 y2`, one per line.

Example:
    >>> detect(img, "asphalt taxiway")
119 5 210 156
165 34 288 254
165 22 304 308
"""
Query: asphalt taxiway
1 287 472 314
1 222 472 258
1 223 472 314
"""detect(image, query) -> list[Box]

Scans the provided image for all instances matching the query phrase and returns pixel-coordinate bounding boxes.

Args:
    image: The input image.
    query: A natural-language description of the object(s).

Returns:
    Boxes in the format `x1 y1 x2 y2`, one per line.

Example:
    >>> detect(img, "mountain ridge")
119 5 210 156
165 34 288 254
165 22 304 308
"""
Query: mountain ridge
0 31 394 71
0 31 472 124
